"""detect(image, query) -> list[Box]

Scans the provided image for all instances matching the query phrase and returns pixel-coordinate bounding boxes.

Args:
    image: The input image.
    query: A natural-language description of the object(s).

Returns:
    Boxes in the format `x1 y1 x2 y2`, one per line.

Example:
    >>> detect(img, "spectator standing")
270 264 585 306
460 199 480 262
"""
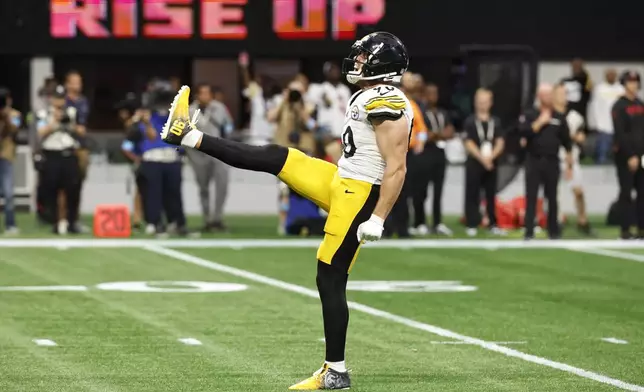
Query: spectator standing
386 72 427 238
129 103 187 236
553 84 592 235
187 84 233 232
463 89 506 237
119 95 145 230
268 79 316 233
589 69 624 164
63 71 90 232
36 85 83 234
611 71 644 239
268 80 316 154
410 83 454 236
519 84 573 240
308 62 353 163
0 88 21 234
239 53 274 145
561 58 592 121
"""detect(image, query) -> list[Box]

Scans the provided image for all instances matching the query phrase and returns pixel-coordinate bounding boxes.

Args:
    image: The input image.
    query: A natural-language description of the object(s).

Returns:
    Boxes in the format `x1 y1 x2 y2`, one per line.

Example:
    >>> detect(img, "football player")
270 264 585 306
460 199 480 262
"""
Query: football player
161 32 413 390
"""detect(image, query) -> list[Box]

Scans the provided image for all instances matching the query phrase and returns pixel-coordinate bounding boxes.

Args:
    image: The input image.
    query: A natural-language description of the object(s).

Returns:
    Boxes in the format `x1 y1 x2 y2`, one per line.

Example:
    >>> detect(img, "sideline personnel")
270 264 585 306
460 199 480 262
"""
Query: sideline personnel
611 71 644 239
519 83 573 240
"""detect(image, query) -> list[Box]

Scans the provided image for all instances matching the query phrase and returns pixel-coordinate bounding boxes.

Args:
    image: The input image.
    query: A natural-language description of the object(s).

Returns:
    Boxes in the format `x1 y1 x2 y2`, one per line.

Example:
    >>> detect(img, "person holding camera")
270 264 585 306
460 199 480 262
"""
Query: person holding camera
268 80 317 154
0 88 21 234
36 85 83 234
128 82 187 236
268 79 317 233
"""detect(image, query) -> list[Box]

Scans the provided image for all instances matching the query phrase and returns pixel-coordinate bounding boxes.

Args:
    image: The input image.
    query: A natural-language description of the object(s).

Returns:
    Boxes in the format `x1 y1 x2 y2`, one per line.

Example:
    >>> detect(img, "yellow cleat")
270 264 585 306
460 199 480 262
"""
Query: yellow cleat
289 364 351 390
161 85 199 146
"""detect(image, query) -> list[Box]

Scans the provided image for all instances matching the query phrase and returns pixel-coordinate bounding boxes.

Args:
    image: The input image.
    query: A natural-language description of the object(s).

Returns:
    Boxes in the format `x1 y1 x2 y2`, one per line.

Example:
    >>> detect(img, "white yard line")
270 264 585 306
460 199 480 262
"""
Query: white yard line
601 338 629 345
0 238 643 249
567 247 644 263
144 245 644 392
178 338 203 346
32 339 57 347
431 341 527 345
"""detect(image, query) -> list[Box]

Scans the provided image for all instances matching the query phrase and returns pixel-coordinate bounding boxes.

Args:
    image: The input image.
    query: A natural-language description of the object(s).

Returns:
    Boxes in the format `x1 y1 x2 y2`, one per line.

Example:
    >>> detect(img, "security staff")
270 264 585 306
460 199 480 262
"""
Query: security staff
410 83 454 236
611 71 644 239
36 85 82 234
463 89 506 236
519 83 573 239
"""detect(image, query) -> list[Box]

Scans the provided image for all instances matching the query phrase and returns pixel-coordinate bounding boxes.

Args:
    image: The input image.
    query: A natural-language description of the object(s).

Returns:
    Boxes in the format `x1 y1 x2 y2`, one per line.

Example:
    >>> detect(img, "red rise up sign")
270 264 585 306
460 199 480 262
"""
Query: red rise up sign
50 0 385 40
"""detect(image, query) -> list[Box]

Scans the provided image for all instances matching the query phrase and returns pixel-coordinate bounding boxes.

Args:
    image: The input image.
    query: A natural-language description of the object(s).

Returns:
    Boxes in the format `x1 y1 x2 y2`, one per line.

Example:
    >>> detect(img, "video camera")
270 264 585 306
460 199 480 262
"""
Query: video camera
114 92 141 114
147 79 175 114
288 89 303 104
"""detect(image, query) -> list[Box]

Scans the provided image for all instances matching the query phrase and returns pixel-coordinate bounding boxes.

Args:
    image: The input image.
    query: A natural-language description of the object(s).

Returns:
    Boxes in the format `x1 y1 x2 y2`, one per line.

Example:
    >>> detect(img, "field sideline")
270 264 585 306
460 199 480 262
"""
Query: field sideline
1 238 643 391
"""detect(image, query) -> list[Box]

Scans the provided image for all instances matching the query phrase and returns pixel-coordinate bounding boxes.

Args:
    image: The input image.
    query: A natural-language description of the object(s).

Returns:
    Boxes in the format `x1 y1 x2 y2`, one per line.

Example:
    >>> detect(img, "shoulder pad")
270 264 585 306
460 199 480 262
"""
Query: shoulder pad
362 86 406 113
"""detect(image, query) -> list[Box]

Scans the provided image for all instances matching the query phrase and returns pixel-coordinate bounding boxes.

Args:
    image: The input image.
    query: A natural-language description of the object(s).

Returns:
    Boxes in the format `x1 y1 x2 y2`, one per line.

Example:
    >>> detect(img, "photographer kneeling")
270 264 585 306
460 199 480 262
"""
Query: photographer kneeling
36 86 82 234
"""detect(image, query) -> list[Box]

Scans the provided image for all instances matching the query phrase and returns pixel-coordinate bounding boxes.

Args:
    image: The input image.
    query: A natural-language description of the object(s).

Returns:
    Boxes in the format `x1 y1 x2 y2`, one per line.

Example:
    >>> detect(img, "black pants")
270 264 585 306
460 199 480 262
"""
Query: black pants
41 150 81 226
140 161 186 228
615 156 644 233
411 147 446 228
464 161 497 228
386 153 414 237
524 156 560 237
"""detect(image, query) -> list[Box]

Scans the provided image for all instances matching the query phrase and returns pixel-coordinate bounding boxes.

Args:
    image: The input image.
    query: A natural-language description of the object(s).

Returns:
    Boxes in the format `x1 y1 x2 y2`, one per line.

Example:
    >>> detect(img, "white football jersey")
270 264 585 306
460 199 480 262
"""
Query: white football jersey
559 108 584 162
337 85 414 185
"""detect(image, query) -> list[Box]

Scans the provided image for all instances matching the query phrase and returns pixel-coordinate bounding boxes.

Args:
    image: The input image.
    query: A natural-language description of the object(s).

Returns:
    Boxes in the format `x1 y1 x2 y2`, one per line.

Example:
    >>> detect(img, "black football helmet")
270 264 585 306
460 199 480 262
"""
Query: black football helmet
342 32 409 85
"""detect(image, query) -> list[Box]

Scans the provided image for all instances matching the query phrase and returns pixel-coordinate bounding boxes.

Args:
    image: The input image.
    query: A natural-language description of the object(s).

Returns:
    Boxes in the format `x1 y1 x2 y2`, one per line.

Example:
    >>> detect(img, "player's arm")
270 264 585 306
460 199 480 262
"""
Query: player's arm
372 116 409 221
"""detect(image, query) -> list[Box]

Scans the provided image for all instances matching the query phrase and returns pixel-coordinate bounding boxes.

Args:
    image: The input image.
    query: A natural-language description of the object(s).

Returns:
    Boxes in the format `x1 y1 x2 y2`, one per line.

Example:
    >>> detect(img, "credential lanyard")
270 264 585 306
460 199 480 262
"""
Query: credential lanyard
475 119 494 142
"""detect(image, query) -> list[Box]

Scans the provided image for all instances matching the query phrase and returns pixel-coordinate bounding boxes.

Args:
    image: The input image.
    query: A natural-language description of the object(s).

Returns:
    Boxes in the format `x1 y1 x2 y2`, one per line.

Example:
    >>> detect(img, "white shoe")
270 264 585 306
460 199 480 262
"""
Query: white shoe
416 224 430 236
145 224 156 235
434 223 453 236
3 227 19 236
408 226 419 236
466 227 478 237
57 220 68 235
489 226 507 236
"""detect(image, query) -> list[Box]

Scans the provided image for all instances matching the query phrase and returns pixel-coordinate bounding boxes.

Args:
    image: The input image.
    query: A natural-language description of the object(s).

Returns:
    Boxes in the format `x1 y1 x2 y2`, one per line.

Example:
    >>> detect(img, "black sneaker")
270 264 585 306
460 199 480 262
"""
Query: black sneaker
621 231 635 240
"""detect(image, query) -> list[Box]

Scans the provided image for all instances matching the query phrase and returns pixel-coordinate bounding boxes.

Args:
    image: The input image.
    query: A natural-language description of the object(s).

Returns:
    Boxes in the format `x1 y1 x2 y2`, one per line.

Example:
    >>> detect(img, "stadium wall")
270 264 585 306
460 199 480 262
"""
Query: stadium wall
78 163 619 216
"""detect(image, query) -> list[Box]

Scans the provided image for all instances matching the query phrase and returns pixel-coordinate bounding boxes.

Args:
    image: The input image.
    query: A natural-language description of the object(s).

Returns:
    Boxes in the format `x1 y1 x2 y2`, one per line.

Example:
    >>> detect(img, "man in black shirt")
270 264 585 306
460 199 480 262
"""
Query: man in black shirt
611 71 644 239
561 58 592 122
519 83 573 239
463 88 506 236
410 83 454 236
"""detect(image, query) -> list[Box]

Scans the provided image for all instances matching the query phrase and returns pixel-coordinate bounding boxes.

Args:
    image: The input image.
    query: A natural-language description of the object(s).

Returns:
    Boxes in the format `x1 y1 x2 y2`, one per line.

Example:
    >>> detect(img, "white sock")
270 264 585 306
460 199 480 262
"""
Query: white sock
325 361 346 373
181 129 203 148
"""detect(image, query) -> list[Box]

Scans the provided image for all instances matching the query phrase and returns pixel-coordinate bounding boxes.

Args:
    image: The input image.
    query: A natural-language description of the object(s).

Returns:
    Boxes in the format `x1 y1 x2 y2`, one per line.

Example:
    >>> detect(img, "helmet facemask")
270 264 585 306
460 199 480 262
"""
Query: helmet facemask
342 42 404 85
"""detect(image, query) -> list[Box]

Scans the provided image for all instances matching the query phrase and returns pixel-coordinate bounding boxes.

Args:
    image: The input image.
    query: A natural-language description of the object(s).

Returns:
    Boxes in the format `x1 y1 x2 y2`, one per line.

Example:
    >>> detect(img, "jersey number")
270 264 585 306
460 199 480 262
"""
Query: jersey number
375 86 394 96
341 126 357 158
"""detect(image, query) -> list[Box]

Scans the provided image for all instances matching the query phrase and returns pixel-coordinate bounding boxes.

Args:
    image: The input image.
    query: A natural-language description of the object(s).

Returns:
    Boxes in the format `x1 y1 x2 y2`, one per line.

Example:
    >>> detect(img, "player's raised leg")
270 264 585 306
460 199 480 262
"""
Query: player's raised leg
161 86 336 210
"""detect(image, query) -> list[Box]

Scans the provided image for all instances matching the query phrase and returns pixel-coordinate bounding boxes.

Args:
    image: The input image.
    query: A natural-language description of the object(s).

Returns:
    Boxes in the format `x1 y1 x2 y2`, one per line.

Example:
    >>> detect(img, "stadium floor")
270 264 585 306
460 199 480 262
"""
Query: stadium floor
0 238 643 391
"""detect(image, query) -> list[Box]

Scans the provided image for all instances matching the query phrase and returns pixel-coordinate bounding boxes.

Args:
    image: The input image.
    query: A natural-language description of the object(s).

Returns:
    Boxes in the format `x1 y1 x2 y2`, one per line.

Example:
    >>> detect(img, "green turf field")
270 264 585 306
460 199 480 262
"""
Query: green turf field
0 239 643 391
3 213 627 239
